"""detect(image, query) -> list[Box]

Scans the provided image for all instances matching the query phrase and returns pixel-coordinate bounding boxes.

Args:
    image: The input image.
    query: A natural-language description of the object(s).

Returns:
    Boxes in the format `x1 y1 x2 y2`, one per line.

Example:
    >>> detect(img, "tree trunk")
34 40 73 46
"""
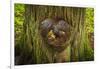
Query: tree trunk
17 4 94 64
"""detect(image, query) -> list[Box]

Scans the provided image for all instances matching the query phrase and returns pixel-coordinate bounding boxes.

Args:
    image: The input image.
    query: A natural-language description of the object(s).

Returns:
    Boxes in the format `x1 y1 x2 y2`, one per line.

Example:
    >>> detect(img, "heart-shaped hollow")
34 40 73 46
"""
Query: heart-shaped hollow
47 30 67 47
39 18 70 49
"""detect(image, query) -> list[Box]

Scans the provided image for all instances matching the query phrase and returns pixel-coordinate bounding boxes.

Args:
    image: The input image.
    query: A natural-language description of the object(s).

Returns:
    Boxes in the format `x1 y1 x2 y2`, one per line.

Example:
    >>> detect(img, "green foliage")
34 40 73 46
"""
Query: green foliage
14 4 25 59
14 4 25 43
83 8 94 60
85 8 94 33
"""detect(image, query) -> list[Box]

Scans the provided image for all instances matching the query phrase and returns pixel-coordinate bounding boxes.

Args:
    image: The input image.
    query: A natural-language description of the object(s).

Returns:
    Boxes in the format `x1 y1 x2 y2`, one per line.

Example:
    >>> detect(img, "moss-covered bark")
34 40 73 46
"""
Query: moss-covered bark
15 4 94 65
